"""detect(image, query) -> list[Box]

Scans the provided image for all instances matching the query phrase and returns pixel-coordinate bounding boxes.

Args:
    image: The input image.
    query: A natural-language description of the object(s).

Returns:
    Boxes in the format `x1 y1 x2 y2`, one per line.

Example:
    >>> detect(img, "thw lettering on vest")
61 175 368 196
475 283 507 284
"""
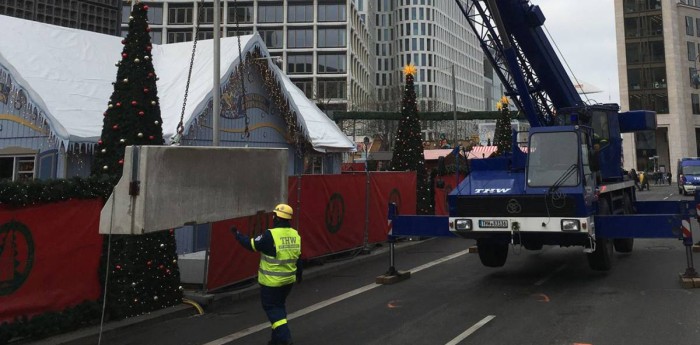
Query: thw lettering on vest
278 236 298 250
474 188 511 194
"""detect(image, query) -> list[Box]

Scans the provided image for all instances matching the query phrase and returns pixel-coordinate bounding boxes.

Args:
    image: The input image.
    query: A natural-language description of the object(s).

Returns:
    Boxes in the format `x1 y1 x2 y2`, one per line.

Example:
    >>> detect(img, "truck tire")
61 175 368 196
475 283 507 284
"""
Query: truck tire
476 239 508 267
614 193 634 253
587 198 613 271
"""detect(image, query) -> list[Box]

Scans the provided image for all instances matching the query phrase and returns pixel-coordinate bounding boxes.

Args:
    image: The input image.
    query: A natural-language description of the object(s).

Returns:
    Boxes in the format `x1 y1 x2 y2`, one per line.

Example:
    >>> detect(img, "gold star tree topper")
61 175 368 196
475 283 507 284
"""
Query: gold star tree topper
496 95 509 110
403 64 417 76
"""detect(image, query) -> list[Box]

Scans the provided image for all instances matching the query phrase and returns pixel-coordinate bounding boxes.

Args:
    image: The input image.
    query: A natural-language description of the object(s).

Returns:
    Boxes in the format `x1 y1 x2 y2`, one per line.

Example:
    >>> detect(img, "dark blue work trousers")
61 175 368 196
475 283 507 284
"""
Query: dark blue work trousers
260 283 294 344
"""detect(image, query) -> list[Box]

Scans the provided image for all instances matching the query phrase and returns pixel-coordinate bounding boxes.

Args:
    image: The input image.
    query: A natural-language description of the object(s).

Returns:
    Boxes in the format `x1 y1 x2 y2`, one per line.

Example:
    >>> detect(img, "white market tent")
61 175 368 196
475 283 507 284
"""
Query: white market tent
0 15 355 153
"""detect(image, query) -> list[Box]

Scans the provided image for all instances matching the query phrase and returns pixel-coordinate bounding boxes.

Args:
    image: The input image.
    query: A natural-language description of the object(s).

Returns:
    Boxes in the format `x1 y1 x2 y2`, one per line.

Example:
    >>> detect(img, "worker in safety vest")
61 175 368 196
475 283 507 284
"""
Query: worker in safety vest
233 203 302 345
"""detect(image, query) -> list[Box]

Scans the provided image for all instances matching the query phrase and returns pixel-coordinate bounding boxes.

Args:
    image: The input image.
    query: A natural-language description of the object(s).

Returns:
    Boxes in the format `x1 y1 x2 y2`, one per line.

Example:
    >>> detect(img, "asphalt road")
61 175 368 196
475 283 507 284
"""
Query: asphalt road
66 184 700 345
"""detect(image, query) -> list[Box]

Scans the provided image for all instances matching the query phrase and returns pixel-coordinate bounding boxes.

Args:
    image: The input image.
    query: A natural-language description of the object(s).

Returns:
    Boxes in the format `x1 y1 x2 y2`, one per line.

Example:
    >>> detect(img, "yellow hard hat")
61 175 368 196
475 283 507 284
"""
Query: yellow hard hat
273 203 293 219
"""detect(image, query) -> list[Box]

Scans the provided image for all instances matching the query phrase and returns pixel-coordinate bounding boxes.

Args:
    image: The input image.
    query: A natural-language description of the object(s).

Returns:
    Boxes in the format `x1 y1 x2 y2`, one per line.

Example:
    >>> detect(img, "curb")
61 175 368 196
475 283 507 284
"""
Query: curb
25 239 426 345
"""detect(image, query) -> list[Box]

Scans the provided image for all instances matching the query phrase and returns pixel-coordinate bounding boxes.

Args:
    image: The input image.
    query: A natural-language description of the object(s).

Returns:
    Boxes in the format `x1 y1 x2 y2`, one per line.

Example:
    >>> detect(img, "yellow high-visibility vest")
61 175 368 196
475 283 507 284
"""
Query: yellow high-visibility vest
258 227 301 287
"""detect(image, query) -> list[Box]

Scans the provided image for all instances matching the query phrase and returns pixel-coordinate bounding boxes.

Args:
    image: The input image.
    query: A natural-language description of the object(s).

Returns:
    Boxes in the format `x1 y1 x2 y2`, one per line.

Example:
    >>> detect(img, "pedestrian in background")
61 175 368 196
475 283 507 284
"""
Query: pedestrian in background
233 204 302 345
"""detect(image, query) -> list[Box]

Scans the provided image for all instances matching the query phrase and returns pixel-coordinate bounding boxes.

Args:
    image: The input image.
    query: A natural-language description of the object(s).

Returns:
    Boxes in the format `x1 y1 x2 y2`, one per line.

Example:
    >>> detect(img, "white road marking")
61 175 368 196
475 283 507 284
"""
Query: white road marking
533 263 567 286
444 315 496 345
202 248 471 345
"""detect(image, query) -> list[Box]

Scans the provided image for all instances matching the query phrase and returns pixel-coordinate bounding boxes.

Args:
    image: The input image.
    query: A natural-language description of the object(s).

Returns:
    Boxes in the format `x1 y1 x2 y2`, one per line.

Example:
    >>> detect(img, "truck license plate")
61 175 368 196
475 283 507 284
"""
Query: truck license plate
479 220 508 228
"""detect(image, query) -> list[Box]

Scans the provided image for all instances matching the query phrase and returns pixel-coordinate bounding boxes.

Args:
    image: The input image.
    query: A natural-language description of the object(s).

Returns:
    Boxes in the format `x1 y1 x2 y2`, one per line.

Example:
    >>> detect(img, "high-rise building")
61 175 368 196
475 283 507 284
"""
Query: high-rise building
120 1 486 121
121 0 376 116
1 0 121 35
616 0 700 175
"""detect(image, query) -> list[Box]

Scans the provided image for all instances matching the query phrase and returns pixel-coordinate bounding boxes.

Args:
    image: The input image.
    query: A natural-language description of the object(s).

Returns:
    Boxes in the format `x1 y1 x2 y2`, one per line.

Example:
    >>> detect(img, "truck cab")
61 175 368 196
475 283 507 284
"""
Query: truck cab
677 158 700 195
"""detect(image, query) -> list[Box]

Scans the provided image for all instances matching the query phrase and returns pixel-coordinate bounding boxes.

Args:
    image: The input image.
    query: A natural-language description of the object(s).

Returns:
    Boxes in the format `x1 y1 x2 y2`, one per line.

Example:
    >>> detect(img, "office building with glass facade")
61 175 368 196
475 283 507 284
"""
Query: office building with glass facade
617 0 700 175
1 0 121 35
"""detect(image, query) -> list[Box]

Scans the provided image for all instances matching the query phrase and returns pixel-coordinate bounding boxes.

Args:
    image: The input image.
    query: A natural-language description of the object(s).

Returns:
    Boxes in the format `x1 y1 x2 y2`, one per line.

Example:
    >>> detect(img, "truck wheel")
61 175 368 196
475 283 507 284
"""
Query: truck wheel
614 194 634 253
587 198 613 271
476 240 508 267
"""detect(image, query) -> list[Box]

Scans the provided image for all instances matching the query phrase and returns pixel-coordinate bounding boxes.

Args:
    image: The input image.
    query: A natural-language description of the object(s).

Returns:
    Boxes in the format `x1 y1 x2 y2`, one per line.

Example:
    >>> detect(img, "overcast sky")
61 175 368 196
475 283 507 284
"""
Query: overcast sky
529 0 620 105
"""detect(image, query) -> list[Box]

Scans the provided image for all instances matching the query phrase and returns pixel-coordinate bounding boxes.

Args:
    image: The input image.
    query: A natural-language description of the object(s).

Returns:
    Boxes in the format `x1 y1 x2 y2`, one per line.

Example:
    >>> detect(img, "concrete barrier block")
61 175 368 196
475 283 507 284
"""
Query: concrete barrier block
100 146 288 234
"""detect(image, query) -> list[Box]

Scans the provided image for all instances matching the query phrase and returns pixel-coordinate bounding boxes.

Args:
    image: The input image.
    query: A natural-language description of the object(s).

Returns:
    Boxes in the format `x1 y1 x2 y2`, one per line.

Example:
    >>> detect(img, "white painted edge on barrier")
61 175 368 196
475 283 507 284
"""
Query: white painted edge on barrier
202 248 471 345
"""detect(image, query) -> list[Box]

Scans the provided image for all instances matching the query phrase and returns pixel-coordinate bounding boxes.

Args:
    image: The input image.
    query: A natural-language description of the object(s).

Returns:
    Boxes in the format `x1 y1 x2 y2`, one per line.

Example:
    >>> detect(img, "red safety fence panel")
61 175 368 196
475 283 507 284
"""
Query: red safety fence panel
291 174 366 258
0 199 103 323
207 211 273 291
434 174 464 215
367 172 417 243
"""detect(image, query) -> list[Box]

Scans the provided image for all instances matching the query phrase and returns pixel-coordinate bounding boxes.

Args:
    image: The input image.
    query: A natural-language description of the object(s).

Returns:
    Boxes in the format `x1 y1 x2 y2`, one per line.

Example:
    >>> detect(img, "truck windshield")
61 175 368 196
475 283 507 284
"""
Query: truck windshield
527 132 580 187
682 165 700 175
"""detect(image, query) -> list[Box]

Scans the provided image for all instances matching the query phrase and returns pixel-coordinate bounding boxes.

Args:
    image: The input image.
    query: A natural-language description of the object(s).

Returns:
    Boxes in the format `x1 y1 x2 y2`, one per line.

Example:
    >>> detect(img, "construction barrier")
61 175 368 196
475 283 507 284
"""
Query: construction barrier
0 199 103 323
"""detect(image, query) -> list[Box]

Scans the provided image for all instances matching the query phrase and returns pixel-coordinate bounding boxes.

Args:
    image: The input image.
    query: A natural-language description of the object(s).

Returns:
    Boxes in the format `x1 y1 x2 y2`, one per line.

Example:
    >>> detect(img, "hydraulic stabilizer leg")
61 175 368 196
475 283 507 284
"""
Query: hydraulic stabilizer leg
375 203 411 285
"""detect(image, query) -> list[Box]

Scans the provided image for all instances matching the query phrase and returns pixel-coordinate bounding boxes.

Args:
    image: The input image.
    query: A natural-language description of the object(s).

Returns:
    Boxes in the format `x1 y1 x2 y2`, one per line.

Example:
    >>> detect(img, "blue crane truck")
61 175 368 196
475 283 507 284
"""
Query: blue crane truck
385 0 698 275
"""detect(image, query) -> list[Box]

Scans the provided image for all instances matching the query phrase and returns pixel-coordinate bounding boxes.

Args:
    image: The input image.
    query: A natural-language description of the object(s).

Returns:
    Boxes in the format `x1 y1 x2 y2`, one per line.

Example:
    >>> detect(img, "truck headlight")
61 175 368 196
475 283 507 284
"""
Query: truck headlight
561 219 580 231
455 219 472 231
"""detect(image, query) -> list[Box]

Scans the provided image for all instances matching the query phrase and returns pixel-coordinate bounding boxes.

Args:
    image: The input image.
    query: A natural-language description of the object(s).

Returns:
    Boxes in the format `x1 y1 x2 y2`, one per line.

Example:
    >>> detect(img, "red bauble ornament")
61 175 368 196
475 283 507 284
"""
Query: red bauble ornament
121 39 126 45
147 260 152 266
116 265 121 270
143 88 149 93
122 53 128 58
138 111 145 116
103 112 107 116
118 159 124 165
148 72 154 78
131 100 138 106
146 45 152 51
98 140 103 145
149 135 155 140
146 26 151 32
112 124 119 130
144 5 149 10
116 102 121 107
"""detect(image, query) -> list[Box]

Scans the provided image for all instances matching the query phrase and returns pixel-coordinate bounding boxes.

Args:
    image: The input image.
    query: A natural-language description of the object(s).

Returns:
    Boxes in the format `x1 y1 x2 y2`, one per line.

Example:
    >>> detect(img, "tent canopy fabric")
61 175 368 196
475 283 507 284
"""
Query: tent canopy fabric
0 15 354 153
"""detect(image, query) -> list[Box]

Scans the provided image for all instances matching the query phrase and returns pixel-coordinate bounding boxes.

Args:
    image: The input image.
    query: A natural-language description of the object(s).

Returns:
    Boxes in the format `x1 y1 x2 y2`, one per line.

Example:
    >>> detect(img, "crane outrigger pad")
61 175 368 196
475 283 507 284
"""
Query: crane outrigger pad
99 145 288 235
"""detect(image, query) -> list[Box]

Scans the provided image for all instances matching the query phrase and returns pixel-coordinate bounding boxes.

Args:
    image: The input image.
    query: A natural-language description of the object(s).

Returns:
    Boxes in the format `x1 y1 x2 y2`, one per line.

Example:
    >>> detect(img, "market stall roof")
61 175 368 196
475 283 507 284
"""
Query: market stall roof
0 15 354 153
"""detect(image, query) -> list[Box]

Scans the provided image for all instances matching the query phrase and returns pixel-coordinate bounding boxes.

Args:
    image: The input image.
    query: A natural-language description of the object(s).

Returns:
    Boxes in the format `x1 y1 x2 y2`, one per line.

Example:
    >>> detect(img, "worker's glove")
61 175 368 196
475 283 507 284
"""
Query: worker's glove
230 226 243 241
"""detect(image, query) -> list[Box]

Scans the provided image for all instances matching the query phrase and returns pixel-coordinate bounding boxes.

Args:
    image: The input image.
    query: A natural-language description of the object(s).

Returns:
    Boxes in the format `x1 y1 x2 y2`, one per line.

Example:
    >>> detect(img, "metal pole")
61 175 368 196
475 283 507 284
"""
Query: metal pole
452 64 457 148
212 0 221 146
363 139 370 252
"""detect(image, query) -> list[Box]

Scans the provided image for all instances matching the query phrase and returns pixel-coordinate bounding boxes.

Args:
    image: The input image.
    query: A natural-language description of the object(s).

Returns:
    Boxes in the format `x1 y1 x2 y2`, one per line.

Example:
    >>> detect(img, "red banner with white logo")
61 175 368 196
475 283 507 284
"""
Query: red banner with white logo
0 199 103 323
367 172 417 243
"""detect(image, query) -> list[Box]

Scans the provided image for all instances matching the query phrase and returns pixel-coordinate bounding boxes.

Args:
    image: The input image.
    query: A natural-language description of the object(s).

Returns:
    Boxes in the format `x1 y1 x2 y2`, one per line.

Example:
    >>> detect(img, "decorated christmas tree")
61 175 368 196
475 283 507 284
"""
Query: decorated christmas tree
390 64 433 215
494 96 513 156
92 1 182 319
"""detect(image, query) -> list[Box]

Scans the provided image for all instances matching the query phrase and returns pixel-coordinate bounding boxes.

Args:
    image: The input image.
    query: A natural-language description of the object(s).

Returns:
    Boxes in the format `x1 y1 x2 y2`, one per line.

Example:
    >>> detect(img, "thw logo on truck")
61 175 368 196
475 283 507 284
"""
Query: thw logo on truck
474 188 511 194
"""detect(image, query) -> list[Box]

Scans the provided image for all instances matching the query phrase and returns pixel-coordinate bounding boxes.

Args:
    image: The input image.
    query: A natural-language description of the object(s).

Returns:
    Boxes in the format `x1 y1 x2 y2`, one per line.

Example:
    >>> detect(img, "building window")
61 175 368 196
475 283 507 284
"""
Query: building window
227 29 253 37
318 27 346 47
287 28 314 48
693 94 700 114
317 78 347 99
304 155 323 174
287 54 313 74
228 3 254 24
292 79 314 98
200 4 224 24
258 4 283 23
0 156 35 182
318 2 347 22
167 30 193 43
258 28 283 48
288 3 313 23
318 53 347 73
168 6 193 25
690 41 697 61
687 16 695 36
149 30 163 44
